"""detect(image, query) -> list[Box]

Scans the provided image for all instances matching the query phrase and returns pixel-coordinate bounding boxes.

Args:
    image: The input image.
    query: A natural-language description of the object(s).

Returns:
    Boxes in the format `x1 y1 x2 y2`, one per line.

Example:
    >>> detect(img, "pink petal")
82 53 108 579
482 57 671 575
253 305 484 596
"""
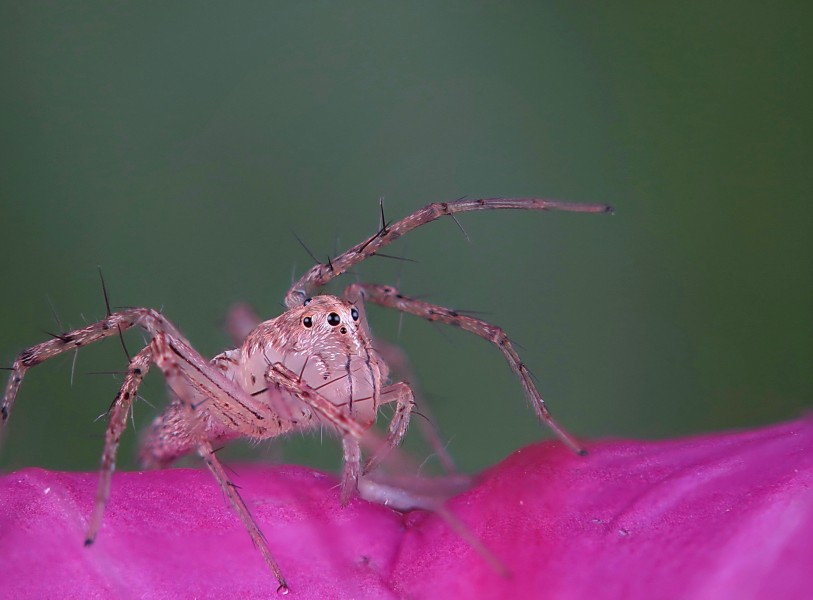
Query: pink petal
2 416 811 599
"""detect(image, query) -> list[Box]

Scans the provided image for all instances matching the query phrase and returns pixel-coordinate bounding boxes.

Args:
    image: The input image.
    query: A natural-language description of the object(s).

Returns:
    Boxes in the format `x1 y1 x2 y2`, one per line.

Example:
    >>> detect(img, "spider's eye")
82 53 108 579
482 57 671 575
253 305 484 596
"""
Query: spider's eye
302 316 313 328
350 307 359 321
327 312 341 326
303 297 312 306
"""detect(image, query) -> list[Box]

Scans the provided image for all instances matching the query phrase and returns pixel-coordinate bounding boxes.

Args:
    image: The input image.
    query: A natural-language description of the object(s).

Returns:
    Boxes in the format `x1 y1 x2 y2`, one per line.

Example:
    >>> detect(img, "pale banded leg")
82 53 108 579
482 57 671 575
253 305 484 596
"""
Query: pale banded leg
86 346 152 545
346 282 587 455
150 332 290 593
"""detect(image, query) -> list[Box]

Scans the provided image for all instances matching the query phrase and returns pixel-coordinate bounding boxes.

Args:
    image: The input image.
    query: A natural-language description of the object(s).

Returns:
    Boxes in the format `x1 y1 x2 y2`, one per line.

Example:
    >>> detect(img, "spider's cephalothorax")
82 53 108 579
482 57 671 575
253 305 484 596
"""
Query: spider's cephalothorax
1 197 611 592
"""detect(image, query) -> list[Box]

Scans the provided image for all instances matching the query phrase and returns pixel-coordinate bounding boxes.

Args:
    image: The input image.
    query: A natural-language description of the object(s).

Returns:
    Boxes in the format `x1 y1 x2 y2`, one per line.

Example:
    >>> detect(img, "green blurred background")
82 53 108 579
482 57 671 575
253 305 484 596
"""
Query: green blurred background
1 3 810 475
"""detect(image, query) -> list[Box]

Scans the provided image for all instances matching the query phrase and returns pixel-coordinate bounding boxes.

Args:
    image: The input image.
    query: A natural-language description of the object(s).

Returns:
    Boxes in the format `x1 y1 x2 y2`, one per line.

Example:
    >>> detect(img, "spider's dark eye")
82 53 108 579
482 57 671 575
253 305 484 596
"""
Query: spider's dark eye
302 316 313 328
327 312 341 326
303 297 312 306
350 307 359 321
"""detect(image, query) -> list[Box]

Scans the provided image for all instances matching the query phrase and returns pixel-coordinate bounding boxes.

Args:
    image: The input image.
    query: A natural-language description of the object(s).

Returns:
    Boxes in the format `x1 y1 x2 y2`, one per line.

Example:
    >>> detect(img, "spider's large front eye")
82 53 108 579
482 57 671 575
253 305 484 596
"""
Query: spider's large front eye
302 316 313 328
350 307 359 321
327 312 341 326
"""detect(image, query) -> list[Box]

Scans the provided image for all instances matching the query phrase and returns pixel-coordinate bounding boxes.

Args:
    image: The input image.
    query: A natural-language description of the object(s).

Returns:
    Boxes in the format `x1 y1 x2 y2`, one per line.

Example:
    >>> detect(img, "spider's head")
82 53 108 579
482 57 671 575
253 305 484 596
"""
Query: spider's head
250 294 383 421
291 295 363 344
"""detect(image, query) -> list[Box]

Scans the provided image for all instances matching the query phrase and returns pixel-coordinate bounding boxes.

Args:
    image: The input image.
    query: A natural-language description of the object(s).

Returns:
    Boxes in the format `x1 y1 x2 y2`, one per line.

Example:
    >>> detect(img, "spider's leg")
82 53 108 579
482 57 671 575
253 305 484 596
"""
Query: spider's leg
86 346 152 545
199 433 290 593
1 308 161 426
285 197 611 307
363 381 415 475
346 283 587 455
149 333 290 593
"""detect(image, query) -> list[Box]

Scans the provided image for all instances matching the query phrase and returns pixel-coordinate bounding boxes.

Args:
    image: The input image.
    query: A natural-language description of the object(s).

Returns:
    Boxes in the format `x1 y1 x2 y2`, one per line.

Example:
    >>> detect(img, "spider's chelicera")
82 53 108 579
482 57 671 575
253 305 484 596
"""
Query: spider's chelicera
1 197 611 592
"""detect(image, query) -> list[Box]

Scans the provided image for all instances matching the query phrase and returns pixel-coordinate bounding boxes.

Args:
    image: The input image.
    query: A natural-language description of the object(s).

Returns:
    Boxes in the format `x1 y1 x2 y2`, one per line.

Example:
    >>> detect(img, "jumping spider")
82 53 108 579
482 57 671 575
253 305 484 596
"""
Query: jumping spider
1 197 611 592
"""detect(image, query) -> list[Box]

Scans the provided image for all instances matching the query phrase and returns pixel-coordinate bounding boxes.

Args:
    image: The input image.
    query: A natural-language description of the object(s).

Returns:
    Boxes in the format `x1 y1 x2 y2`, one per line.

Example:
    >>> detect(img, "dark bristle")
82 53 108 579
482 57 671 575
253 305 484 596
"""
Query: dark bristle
411 409 433 424
291 230 320 265
98 267 113 317
372 253 417 263
117 325 132 363
379 197 387 232
43 330 71 343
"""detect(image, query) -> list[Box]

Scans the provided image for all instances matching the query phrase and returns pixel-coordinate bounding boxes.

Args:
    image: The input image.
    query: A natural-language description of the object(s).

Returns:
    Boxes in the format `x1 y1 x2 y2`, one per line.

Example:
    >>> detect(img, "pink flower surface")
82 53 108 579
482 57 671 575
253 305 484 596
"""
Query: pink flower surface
2 416 811 599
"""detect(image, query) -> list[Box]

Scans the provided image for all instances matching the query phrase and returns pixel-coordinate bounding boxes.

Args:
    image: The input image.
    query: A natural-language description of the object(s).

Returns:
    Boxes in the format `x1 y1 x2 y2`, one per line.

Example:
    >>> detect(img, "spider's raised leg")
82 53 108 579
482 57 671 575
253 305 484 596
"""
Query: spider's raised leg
285 197 611 307
346 283 587 455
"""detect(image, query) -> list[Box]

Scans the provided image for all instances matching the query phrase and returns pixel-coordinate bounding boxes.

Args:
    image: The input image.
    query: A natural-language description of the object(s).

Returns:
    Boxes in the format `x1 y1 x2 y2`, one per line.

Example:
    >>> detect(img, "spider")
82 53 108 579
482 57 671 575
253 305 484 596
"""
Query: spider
1 197 611 592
